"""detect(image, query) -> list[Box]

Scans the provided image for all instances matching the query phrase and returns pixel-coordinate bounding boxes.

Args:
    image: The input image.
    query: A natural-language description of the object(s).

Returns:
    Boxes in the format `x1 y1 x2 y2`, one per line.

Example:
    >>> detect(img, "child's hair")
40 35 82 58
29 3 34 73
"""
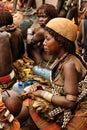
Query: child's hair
37 3 58 19
0 9 13 27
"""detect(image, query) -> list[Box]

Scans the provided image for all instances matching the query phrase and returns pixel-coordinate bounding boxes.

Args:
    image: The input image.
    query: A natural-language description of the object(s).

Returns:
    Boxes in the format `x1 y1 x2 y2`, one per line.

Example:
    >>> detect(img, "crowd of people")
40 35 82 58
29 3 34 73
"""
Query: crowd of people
0 0 87 130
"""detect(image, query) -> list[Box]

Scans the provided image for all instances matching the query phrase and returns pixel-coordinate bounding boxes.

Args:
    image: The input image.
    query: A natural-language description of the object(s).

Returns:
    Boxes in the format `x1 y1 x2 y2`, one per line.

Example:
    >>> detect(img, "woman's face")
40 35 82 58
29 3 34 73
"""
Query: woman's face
37 9 50 27
43 30 62 55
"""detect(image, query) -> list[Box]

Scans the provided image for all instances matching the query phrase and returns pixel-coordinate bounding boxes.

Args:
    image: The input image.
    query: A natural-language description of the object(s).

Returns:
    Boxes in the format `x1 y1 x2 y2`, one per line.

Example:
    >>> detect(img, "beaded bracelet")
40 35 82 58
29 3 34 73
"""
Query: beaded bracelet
66 94 77 102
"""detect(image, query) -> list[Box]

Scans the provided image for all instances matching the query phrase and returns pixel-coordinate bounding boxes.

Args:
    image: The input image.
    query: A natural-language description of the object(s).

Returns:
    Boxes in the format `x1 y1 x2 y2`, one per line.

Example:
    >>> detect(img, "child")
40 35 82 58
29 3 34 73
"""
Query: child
26 3 58 64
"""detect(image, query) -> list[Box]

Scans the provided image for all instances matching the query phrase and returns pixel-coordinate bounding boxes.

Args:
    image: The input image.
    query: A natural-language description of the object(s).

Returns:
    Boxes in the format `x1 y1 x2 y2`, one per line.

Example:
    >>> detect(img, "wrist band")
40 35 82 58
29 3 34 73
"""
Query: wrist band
41 91 53 102
66 94 77 102
4 110 10 117
8 114 14 122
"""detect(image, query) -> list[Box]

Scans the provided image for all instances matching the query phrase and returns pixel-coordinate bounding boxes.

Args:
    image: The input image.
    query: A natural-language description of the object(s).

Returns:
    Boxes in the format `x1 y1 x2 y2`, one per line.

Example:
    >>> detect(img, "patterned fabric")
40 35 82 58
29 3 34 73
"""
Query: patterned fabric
29 100 61 130
20 54 87 129
0 77 16 89
0 70 15 84
25 99 87 130
31 54 87 128
67 110 87 130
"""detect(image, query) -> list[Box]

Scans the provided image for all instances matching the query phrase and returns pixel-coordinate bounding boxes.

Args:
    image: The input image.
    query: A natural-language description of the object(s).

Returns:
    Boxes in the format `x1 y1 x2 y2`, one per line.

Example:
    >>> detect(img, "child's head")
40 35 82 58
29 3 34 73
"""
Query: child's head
0 9 13 27
37 4 57 27
2 90 22 117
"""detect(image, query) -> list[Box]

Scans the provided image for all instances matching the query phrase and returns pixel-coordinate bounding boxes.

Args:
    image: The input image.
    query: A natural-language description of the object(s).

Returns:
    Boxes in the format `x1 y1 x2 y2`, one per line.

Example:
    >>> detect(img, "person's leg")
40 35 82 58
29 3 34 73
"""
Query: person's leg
56 0 65 15
42 0 45 4
13 0 18 10
27 0 36 9
66 6 78 25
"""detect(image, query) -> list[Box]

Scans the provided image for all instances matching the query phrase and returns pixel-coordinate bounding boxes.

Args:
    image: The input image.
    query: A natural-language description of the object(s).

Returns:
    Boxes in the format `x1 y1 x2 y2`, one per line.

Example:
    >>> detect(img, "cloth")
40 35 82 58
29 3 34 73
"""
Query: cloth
13 56 34 81
0 69 16 89
0 77 16 89
23 54 87 129
23 98 87 130
46 18 77 42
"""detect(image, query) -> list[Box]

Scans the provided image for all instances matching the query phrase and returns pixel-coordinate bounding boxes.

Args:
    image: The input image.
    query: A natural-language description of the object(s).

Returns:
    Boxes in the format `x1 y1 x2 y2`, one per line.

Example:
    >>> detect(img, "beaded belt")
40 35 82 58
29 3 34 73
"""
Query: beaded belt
0 70 15 84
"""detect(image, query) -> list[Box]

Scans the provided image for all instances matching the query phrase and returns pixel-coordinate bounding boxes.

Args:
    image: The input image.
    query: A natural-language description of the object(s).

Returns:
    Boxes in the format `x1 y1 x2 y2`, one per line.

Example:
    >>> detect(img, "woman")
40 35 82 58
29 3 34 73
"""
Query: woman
17 18 87 130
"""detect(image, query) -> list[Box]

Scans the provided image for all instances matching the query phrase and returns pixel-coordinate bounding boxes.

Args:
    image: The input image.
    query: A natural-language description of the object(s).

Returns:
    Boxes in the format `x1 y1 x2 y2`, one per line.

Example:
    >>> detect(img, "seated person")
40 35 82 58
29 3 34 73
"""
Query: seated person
0 32 16 89
76 10 87 63
13 0 36 11
56 0 78 25
17 18 87 130
0 9 25 62
66 0 78 25
26 3 58 65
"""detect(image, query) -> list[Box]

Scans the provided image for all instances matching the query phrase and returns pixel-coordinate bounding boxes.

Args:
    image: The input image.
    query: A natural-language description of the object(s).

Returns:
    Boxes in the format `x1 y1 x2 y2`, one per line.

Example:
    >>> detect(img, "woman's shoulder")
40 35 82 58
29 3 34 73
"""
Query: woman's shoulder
64 54 87 77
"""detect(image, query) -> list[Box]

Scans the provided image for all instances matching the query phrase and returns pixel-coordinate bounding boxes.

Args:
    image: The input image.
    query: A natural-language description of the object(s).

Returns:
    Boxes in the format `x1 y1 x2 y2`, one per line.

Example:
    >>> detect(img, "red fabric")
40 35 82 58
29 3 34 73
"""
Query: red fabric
30 110 61 130
67 110 87 130
24 99 61 130
0 75 10 84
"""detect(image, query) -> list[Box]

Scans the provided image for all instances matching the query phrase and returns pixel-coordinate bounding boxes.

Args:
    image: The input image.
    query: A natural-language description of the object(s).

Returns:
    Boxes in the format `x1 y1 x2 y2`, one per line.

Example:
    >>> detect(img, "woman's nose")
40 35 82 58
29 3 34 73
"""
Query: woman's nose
43 39 46 45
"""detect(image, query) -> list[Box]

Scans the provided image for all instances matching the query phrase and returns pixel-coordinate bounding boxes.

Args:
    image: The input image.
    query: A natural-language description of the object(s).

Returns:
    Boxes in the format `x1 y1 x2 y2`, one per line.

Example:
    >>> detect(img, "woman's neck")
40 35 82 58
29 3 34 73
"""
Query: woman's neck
56 49 66 59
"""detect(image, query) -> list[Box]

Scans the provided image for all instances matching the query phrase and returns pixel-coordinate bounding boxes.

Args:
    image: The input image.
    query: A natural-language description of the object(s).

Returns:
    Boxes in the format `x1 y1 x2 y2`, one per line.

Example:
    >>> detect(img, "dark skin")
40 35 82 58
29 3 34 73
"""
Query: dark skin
56 0 78 25
76 19 83 54
66 0 78 25
28 31 78 108
56 0 65 15
76 11 87 61
0 32 12 77
13 0 36 10
0 9 25 62
27 7 55 64
26 0 36 9
17 30 79 128
1 90 23 117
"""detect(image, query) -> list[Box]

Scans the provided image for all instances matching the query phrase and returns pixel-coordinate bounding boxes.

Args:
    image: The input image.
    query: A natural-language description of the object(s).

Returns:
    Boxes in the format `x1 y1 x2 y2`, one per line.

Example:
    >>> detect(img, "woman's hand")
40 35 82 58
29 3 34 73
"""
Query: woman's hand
27 83 43 93
32 90 43 97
